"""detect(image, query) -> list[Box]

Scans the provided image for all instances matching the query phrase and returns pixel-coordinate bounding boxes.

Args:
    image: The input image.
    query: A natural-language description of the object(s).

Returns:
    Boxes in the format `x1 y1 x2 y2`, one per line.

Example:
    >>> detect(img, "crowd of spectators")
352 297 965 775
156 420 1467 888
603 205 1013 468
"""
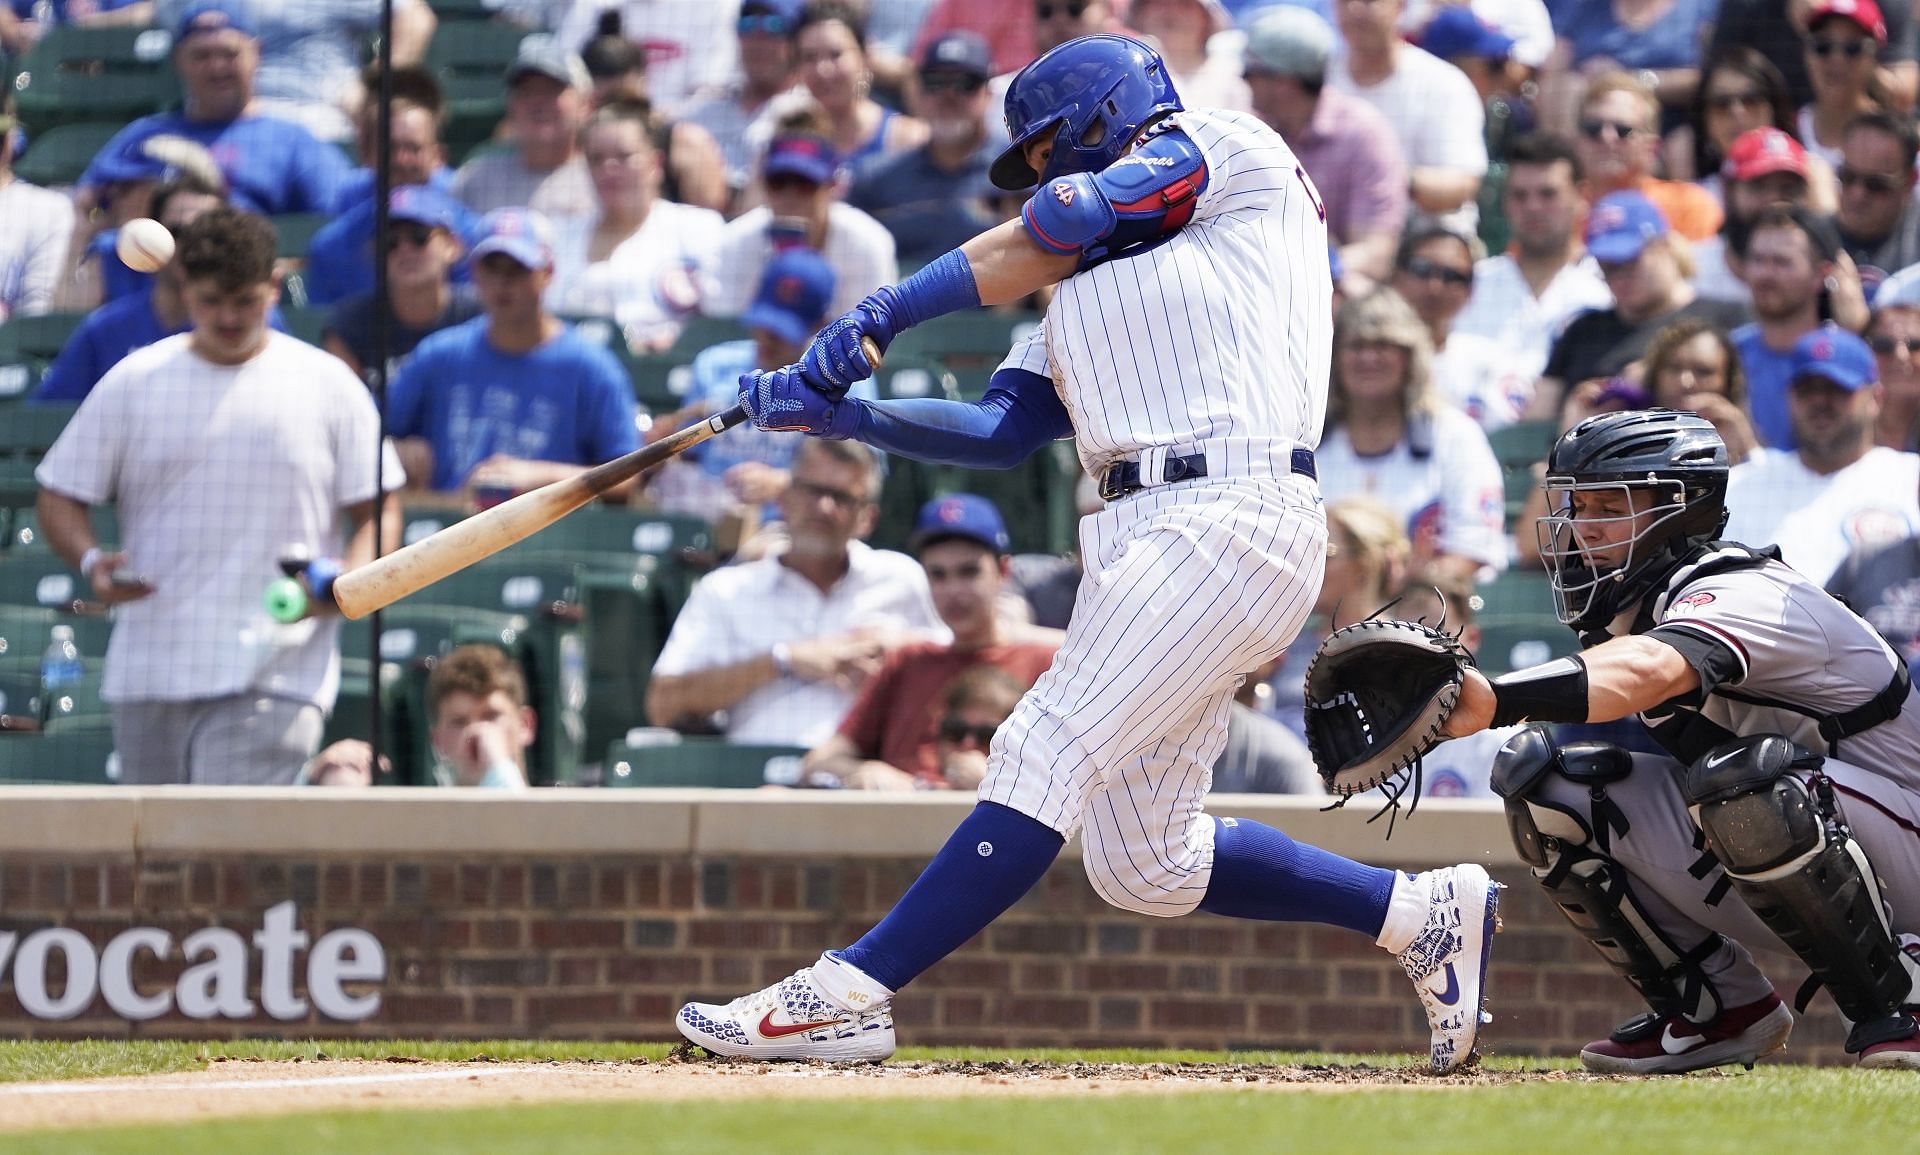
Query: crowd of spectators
14 0 1920 798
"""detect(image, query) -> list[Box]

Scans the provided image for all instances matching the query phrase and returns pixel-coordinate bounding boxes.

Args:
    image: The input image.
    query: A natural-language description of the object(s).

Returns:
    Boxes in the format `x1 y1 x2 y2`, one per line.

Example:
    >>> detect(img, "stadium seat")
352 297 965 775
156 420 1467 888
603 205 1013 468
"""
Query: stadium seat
0 315 86 377
278 305 331 347
271 214 331 262
425 19 529 77
602 737 807 788
0 553 87 610
0 728 118 783
1474 569 1572 675
6 505 117 553
0 401 80 456
0 606 112 664
41 668 109 733
0 669 42 730
427 0 511 21
1487 420 1558 471
12 121 123 188
10 26 178 134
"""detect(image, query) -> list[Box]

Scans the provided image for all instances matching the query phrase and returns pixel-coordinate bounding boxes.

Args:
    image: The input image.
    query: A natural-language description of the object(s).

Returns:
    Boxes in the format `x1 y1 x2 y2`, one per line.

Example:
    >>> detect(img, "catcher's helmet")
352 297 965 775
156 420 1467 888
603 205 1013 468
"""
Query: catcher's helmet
988 33 1182 191
1536 409 1730 631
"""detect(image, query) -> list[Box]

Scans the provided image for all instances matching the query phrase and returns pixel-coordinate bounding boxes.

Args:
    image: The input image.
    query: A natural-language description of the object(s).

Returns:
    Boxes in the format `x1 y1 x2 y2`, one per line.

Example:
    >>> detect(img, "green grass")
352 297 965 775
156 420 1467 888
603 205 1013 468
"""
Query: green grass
0 1042 1902 1154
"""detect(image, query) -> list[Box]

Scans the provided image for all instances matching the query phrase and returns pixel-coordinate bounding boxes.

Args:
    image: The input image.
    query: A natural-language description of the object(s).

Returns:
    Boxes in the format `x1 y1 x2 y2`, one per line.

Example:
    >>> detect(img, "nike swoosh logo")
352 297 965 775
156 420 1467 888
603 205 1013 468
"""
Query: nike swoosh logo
1660 1024 1703 1055
1435 962 1460 1007
758 1009 845 1039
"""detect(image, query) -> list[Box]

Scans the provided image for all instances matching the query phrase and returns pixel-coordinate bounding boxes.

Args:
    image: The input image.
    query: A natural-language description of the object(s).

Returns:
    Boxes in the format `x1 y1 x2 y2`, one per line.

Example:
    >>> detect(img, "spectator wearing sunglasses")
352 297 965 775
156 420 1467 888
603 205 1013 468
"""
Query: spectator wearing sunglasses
1572 72 1722 243
847 33 1007 264
1863 269 1920 448
1391 226 1533 429
1836 109 1920 291
1800 0 1892 168
680 0 810 205
705 127 897 320
320 186 480 385
804 494 1061 791
1708 0 1917 114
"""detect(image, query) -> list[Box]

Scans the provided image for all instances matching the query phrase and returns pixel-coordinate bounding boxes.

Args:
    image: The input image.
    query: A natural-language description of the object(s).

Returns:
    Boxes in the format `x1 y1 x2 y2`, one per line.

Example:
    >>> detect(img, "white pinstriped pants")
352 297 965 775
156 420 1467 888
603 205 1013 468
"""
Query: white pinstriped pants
978 475 1326 917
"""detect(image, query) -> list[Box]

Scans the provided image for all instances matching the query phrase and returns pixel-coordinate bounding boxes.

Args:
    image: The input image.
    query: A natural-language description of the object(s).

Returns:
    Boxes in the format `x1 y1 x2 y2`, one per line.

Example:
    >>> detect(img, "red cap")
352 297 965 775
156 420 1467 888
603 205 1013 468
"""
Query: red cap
1809 0 1888 44
1721 127 1811 183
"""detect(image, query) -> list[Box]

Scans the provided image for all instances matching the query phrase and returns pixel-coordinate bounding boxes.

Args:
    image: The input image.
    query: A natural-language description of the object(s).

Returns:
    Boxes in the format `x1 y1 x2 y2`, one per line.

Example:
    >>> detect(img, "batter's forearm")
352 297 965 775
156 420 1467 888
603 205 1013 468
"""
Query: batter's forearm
960 220 1085 306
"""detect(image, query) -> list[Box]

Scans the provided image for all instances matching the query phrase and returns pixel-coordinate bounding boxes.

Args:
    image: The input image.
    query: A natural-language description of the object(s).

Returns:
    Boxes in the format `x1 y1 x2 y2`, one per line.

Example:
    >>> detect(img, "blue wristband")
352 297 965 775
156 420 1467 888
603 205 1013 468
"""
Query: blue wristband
873 249 981 333
304 557 343 606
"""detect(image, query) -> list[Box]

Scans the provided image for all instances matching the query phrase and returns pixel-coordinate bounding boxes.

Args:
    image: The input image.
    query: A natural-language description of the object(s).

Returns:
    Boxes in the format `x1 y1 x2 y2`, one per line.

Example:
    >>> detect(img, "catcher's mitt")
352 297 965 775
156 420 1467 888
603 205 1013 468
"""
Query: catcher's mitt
1303 618 1475 801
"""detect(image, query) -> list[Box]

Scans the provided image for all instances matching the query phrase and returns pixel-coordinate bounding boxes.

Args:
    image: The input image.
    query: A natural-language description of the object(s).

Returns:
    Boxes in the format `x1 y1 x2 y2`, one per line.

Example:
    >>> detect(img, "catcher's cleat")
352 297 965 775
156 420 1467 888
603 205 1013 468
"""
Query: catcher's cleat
1579 992 1793 1074
1855 1010 1920 1070
1396 863 1504 1074
676 966 896 1062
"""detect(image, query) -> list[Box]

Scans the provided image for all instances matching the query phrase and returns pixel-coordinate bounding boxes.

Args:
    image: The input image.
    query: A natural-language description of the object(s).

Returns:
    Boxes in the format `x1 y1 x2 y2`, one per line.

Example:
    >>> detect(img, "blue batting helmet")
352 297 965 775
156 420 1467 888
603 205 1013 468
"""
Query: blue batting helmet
988 34 1183 191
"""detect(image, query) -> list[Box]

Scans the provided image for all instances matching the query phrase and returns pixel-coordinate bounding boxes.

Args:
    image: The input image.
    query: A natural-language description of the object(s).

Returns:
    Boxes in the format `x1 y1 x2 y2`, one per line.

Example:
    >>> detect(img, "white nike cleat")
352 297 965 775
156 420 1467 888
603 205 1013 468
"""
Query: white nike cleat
676 966 896 1062
1395 863 1504 1073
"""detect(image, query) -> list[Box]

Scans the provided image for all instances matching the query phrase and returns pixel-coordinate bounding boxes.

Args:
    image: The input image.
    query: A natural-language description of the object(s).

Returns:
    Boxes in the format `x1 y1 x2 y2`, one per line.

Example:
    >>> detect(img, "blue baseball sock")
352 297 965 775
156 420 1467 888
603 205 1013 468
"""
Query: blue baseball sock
835 801 1064 992
1197 816 1396 937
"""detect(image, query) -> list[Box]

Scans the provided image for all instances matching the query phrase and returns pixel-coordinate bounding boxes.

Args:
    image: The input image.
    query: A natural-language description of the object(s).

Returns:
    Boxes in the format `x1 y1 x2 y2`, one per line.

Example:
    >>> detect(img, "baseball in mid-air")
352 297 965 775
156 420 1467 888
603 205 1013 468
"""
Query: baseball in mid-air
116 217 176 273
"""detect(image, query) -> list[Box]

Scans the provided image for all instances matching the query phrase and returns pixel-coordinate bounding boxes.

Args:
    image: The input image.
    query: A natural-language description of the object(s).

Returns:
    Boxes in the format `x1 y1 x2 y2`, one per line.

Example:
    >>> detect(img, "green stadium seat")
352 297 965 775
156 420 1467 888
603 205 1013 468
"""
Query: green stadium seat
6 505 118 553
0 669 42 730
1475 571 1573 675
602 737 807 788
0 729 119 783
0 315 85 374
12 121 123 188
279 305 331 347
0 606 112 665
41 668 109 733
425 18 530 76
1477 567 1558 619
11 26 178 134
1486 420 1558 470
0 553 86 610
428 0 513 21
0 400 80 455
271 214 332 262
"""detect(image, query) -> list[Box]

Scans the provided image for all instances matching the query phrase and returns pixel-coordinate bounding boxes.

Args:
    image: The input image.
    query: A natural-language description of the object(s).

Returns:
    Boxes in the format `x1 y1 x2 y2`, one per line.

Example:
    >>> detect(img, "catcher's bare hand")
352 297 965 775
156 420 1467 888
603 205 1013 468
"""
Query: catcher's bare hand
1442 667 1496 739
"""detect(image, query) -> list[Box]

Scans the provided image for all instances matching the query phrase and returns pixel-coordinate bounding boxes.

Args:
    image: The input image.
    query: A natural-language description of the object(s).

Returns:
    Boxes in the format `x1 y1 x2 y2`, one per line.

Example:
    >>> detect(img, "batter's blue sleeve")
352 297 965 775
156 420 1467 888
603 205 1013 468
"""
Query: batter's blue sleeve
848 367 1073 469
1019 127 1209 263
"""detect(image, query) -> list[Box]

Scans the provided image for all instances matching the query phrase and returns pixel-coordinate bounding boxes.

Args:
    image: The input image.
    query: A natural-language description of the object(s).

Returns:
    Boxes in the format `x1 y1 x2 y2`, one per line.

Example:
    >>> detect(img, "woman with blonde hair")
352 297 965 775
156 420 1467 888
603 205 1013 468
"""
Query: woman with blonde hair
1316 289 1508 581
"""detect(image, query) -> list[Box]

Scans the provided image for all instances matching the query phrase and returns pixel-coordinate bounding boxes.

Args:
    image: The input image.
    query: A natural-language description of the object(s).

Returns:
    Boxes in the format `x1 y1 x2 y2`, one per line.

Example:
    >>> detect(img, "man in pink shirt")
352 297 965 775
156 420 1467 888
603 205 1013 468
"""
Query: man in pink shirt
1243 5 1409 291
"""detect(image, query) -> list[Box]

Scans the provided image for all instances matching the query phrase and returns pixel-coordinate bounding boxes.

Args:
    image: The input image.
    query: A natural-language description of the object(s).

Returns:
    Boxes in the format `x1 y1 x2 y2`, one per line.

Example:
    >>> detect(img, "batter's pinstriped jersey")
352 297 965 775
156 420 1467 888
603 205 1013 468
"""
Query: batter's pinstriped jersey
997 109 1333 478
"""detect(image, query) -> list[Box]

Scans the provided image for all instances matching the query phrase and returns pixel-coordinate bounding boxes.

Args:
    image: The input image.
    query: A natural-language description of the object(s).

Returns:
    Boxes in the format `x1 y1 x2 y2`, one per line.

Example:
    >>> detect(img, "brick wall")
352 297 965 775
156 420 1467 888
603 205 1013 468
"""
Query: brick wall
0 850 1853 1064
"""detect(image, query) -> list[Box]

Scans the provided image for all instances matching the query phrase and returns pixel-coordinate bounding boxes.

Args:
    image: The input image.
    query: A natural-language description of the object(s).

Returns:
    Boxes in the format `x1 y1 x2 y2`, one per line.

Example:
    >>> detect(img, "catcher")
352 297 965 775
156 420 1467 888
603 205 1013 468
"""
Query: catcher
1317 407 1920 1073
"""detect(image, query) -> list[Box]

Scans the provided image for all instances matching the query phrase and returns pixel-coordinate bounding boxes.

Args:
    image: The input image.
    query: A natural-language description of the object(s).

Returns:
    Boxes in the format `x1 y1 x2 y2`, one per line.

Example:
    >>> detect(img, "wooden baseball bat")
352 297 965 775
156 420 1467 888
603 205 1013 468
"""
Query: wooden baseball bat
332 337 881 620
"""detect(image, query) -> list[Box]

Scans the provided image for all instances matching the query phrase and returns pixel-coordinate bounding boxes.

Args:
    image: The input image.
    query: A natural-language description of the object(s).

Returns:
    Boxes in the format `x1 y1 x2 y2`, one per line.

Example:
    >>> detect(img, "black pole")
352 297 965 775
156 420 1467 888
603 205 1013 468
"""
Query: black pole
367 0 396 780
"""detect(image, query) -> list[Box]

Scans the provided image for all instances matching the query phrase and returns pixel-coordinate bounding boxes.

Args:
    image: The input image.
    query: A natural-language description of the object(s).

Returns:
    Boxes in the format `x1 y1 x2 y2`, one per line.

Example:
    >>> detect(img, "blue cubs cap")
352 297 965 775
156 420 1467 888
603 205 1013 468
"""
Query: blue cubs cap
921 32 994 80
763 134 838 185
1417 7 1516 61
389 184 462 232
741 249 836 346
910 494 1012 556
1790 327 1878 391
173 1 255 42
469 207 554 271
740 0 806 31
1585 191 1669 263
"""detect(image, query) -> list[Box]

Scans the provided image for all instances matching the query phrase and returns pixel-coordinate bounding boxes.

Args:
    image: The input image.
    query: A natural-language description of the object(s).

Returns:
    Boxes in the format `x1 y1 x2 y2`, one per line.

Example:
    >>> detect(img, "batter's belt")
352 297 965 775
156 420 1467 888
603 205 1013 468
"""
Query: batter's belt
1099 445 1317 502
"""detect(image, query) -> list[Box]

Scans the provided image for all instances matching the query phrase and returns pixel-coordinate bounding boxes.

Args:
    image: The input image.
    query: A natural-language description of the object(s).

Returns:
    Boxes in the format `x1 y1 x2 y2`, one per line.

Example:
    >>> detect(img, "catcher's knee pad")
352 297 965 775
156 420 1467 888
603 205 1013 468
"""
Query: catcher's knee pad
1684 736 1919 1036
1492 727 1724 1021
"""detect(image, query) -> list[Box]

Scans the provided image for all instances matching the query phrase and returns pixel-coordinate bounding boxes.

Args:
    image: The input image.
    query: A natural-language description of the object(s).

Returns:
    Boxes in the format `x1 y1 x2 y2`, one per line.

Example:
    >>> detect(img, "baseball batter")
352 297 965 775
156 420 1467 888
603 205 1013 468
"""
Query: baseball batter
676 34 1502 1073
1439 408 1920 1072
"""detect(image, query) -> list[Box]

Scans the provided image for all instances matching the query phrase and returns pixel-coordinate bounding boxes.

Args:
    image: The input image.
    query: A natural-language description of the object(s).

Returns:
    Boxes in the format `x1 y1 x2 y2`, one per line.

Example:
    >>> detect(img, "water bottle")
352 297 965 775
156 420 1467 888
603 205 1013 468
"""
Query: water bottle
40 625 83 691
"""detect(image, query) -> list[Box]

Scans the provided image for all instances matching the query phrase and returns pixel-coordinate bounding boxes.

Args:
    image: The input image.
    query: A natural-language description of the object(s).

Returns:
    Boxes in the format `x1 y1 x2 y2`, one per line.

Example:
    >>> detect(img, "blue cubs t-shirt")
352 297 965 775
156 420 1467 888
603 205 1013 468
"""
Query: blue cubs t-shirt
387 317 641 492
80 112 353 216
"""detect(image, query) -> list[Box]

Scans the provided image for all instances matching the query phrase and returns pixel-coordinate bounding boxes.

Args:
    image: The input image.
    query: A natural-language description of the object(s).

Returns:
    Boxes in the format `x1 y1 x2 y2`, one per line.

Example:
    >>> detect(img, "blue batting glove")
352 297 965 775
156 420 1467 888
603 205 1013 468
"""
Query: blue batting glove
798 297 901 397
738 365 861 438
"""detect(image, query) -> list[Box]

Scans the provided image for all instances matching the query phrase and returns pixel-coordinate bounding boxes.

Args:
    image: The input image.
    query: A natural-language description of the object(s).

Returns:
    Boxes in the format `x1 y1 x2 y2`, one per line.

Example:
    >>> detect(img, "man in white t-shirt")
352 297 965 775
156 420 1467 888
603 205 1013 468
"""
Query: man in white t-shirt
702 133 898 320
1328 0 1488 233
1452 132 1612 385
35 207 404 785
646 438 945 746
1724 328 1920 585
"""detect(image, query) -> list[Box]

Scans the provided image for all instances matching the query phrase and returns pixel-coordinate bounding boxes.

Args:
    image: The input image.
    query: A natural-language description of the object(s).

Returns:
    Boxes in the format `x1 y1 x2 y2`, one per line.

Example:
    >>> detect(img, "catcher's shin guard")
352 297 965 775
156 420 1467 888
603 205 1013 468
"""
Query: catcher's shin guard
1683 736 1920 1050
1492 727 1725 1022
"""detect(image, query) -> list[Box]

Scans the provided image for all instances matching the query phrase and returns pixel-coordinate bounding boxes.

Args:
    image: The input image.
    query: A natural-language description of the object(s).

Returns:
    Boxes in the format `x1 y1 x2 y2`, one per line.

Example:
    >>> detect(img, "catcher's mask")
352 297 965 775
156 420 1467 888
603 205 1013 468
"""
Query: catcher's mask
1536 409 1729 631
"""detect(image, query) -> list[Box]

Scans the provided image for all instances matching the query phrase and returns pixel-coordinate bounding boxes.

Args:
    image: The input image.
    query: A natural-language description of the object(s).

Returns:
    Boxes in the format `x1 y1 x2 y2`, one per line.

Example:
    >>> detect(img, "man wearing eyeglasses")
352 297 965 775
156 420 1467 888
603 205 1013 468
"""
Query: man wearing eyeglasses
1835 110 1920 293
802 494 1061 790
1863 271 1920 448
647 440 945 745
848 33 1007 264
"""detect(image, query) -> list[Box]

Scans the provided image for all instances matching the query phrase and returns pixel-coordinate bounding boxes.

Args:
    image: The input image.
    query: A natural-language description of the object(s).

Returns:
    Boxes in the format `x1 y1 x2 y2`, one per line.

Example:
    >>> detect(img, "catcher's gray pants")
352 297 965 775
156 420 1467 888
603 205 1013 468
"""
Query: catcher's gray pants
111 694 325 786
1530 753 1920 1007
